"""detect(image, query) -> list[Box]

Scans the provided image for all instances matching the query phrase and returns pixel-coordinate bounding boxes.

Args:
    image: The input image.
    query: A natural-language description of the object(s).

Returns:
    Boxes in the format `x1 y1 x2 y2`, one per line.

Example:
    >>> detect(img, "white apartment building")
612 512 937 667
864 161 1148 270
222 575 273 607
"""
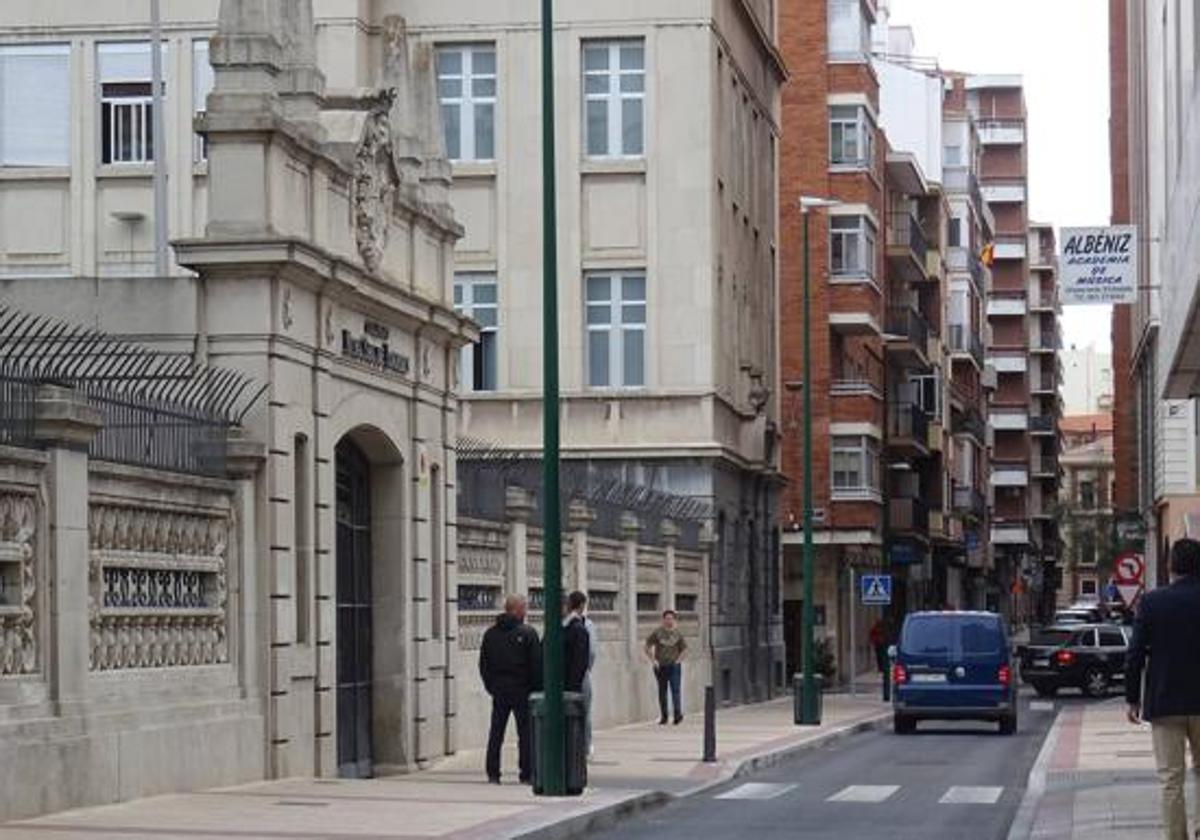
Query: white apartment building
1061 345 1113 414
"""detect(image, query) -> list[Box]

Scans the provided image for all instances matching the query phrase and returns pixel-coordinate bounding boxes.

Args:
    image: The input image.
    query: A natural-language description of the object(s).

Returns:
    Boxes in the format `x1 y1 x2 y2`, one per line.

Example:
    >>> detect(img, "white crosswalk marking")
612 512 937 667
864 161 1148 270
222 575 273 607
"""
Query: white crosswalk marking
1030 701 1055 712
714 783 798 801
939 786 1004 804
826 785 900 803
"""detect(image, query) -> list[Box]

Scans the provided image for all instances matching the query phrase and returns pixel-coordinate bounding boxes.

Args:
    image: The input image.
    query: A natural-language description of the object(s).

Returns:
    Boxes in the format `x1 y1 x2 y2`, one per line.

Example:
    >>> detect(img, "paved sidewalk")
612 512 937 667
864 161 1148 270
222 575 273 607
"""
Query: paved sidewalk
1013 699 1192 839
0 693 889 840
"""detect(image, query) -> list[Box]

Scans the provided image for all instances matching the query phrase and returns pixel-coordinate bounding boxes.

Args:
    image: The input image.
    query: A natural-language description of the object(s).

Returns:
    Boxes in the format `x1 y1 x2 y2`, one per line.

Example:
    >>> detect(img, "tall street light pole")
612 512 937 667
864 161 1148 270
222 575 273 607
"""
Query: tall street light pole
798 196 839 725
538 0 566 796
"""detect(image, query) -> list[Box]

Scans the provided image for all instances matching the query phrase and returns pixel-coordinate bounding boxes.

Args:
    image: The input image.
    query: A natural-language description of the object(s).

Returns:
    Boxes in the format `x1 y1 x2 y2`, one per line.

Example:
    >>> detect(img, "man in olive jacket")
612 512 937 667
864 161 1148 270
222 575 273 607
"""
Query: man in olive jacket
479 594 542 784
1126 538 1200 840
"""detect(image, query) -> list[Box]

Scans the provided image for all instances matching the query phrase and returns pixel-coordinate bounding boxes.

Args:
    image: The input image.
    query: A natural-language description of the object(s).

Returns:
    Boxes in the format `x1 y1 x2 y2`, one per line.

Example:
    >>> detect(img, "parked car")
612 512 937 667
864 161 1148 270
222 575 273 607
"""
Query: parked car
1017 623 1130 698
1053 604 1105 625
891 611 1018 735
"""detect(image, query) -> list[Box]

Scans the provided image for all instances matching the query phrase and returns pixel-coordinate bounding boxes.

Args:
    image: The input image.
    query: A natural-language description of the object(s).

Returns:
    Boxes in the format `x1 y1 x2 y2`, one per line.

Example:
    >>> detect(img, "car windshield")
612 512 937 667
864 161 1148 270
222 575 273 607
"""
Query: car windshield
902 616 1002 658
1054 612 1087 624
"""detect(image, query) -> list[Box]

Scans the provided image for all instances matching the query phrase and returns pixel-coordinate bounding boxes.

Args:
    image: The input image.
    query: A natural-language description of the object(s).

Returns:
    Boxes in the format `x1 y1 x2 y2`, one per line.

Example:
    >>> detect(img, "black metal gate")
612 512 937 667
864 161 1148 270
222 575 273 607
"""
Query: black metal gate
336 439 373 778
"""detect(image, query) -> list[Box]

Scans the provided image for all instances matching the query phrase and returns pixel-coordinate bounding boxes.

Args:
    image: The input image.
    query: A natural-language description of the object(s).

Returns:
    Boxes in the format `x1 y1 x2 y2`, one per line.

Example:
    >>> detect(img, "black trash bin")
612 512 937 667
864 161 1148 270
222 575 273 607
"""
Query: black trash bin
792 673 824 725
529 691 587 795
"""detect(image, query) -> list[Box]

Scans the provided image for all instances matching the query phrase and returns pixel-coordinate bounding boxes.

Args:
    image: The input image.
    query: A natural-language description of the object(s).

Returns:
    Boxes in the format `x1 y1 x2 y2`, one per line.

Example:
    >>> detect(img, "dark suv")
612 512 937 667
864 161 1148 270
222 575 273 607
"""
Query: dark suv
1018 623 1130 698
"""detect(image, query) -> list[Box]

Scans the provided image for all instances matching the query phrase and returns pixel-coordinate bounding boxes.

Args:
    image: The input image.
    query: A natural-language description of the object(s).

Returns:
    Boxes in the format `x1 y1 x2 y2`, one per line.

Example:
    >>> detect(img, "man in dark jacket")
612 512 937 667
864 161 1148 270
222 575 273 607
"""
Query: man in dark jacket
1126 538 1200 840
561 595 591 693
479 594 542 784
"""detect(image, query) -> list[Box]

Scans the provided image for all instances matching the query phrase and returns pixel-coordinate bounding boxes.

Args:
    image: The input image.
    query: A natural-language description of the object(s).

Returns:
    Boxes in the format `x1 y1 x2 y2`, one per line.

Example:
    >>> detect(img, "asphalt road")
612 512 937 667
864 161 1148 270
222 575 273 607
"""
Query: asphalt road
593 690 1080 840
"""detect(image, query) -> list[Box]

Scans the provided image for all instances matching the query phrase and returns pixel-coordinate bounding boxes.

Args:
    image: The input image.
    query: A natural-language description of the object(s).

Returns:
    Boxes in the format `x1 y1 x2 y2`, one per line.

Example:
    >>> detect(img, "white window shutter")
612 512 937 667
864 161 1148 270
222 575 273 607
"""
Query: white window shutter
0 45 71 166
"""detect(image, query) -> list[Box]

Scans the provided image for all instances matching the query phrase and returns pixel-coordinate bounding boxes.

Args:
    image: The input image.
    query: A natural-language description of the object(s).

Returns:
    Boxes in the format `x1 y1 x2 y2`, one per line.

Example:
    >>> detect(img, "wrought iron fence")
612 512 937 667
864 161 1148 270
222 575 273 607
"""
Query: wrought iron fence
456 436 712 549
0 307 264 477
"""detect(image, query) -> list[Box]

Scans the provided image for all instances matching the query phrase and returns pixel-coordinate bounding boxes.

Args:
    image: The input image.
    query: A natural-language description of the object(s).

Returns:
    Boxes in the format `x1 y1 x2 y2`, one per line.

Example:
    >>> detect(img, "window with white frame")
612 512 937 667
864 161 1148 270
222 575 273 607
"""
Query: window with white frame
828 0 871 60
943 143 963 166
436 44 495 162
585 272 645 388
948 215 963 247
192 39 214 161
831 435 879 496
910 372 942 419
453 273 498 391
829 215 876 278
829 105 873 168
0 44 70 167
99 42 166 165
583 40 644 158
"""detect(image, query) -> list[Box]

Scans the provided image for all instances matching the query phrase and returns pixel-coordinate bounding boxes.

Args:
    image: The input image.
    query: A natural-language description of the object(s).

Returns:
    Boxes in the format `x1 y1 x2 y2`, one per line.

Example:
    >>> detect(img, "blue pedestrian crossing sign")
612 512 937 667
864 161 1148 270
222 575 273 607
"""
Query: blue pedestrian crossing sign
861 574 892 605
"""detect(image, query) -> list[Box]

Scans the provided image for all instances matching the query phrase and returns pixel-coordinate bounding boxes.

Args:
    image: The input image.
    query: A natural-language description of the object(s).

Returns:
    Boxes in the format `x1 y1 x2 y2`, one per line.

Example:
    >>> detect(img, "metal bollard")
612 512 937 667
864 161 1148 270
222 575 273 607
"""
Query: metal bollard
702 685 717 763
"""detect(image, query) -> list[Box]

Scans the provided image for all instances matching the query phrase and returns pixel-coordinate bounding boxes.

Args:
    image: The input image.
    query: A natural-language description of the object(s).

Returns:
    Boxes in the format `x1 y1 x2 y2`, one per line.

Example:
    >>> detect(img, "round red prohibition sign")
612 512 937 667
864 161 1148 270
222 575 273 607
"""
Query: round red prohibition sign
1115 552 1145 585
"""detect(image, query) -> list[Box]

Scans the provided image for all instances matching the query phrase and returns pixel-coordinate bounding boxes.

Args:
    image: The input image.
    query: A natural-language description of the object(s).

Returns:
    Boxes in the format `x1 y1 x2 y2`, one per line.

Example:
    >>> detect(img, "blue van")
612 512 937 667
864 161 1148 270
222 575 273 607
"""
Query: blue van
891 611 1017 735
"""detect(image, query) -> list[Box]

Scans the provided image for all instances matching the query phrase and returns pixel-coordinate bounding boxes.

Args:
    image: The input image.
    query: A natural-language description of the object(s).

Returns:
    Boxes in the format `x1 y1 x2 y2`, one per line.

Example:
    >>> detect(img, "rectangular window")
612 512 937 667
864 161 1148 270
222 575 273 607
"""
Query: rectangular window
436 44 496 162
636 592 660 612
943 144 963 166
830 215 876 278
911 373 942 418
948 216 962 247
1080 578 1098 597
0 44 70 166
829 105 873 169
583 40 644 158
831 435 879 496
453 273 498 391
676 593 698 613
585 271 646 388
1078 529 1097 566
192 39 214 161
99 42 166 165
1080 480 1095 510
828 0 871 60
293 434 310 645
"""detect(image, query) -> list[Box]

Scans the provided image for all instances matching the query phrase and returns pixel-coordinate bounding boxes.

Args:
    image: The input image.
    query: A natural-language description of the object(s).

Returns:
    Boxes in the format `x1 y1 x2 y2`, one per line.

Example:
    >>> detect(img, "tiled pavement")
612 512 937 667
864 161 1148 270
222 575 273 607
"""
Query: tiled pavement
1016 699 1188 840
0 693 890 840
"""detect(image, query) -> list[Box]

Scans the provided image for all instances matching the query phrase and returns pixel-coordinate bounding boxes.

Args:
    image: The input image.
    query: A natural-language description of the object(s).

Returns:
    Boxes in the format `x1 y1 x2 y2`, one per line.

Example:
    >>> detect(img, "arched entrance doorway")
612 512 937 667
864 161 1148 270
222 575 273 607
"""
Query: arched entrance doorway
336 438 373 778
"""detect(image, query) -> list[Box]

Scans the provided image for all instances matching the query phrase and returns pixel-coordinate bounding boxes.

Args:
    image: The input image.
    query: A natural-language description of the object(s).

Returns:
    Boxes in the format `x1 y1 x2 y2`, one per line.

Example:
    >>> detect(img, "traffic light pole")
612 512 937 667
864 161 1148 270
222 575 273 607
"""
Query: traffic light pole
538 0 566 797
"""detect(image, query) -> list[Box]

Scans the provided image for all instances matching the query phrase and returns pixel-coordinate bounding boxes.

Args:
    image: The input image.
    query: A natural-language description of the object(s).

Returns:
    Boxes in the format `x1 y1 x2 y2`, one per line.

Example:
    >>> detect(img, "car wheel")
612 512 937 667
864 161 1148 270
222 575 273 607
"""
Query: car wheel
1083 667 1109 699
1031 680 1058 698
894 713 916 735
999 714 1017 736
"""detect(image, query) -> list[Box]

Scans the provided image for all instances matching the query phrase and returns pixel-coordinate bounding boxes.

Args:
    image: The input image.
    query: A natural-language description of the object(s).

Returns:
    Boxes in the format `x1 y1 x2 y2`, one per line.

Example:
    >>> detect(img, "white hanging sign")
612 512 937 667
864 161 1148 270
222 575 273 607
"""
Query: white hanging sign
1059 226 1137 305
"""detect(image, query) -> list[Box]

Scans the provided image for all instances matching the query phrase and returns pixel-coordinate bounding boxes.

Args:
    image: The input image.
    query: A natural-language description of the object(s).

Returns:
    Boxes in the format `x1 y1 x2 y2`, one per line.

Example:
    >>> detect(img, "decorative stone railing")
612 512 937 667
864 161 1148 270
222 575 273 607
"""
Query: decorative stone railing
87 504 231 671
0 490 37 676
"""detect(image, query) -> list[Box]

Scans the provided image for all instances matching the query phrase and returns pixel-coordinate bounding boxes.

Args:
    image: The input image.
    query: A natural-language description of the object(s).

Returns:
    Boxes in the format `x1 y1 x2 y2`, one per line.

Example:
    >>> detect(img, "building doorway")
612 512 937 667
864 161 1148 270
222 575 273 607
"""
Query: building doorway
336 438 373 778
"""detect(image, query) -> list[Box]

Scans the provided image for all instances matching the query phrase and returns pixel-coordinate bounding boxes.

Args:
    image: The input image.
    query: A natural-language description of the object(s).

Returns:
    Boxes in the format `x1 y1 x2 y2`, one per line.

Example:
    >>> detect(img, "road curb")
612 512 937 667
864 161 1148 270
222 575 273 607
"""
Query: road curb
1006 705 1067 840
513 710 891 840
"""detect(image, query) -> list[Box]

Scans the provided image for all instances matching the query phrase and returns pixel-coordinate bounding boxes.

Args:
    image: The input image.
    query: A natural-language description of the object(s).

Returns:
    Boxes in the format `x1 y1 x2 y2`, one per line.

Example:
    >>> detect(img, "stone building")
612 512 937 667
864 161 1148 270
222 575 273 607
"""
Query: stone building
0 0 728 818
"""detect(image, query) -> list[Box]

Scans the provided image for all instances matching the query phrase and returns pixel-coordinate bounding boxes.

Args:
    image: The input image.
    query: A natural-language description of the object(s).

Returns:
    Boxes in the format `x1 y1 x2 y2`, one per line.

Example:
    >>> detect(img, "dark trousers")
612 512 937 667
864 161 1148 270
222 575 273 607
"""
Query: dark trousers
486 695 531 782
655 663 683 720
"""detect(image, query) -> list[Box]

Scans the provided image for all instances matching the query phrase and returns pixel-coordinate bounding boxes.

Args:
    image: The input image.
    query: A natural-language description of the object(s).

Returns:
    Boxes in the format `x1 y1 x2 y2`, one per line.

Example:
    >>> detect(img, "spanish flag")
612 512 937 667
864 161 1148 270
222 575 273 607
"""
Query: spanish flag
981 242 995 267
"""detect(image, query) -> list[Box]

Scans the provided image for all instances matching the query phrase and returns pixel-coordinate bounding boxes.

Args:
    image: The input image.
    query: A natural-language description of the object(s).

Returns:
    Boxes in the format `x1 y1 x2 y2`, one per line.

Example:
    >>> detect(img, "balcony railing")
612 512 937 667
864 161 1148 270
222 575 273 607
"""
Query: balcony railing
969 250 985 288
890 496 930 533
1030 415 1054 433
969 172 983 212
1036 329 1058 350
888 211 929 264
888 400 929 445
951 483 986 518
952 406 986 440
1031 452 1058 475
831 355 884 396
885 305 930 351
948 324 985 366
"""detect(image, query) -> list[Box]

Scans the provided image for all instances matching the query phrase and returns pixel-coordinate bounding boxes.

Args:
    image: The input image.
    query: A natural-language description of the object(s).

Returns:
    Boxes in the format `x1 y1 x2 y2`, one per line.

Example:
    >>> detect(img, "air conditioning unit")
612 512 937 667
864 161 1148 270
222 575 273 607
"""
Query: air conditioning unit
981 366 998 390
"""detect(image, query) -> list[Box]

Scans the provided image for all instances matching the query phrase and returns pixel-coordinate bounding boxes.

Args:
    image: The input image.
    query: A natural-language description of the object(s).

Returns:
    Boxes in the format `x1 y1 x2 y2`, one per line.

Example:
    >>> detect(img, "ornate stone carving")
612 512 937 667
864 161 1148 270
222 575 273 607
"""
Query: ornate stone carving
352 92 400 275
0 491 37 677
281 288 294 330
88 503 230 671
457 614 492 651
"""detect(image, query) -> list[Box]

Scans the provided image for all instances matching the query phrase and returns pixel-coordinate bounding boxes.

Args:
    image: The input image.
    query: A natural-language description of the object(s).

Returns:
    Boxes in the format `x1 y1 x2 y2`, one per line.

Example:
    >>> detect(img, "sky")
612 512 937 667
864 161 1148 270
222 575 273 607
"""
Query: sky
888 0 1113 353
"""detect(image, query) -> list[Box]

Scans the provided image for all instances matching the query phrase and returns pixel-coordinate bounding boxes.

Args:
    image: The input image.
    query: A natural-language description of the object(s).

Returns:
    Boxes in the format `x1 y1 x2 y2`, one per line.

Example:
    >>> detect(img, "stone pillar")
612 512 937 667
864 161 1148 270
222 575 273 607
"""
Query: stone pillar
224 430 267 725
660 520 680 612
505 487 533 598
567 499 595 596
33 385 101 712
620 512 640 662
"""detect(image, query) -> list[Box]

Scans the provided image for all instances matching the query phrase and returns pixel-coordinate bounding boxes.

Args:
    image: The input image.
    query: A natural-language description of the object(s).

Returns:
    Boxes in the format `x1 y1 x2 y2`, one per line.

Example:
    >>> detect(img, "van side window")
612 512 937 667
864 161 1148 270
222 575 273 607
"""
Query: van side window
1098 628 1125 647
1073 628 1097 648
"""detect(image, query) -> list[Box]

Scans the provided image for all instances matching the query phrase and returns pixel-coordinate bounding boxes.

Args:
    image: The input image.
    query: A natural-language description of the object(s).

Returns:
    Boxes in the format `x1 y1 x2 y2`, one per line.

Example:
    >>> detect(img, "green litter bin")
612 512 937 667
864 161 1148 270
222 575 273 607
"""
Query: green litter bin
793 673 824 725
529 691 588 795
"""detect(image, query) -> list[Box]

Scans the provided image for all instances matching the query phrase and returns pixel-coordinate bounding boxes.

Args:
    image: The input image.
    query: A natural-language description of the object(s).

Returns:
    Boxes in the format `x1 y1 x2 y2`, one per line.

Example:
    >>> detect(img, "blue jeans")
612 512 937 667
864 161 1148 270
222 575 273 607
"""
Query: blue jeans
655 663 682 720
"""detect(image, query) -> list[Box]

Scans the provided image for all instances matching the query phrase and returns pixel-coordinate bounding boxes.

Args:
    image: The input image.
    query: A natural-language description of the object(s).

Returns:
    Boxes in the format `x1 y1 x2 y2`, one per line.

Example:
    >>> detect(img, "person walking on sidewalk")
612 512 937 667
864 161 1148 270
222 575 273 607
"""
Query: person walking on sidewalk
479 594 542 784
1126 538 1200 840
561 593 590 693
566 591 598 756
645 609 687 725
